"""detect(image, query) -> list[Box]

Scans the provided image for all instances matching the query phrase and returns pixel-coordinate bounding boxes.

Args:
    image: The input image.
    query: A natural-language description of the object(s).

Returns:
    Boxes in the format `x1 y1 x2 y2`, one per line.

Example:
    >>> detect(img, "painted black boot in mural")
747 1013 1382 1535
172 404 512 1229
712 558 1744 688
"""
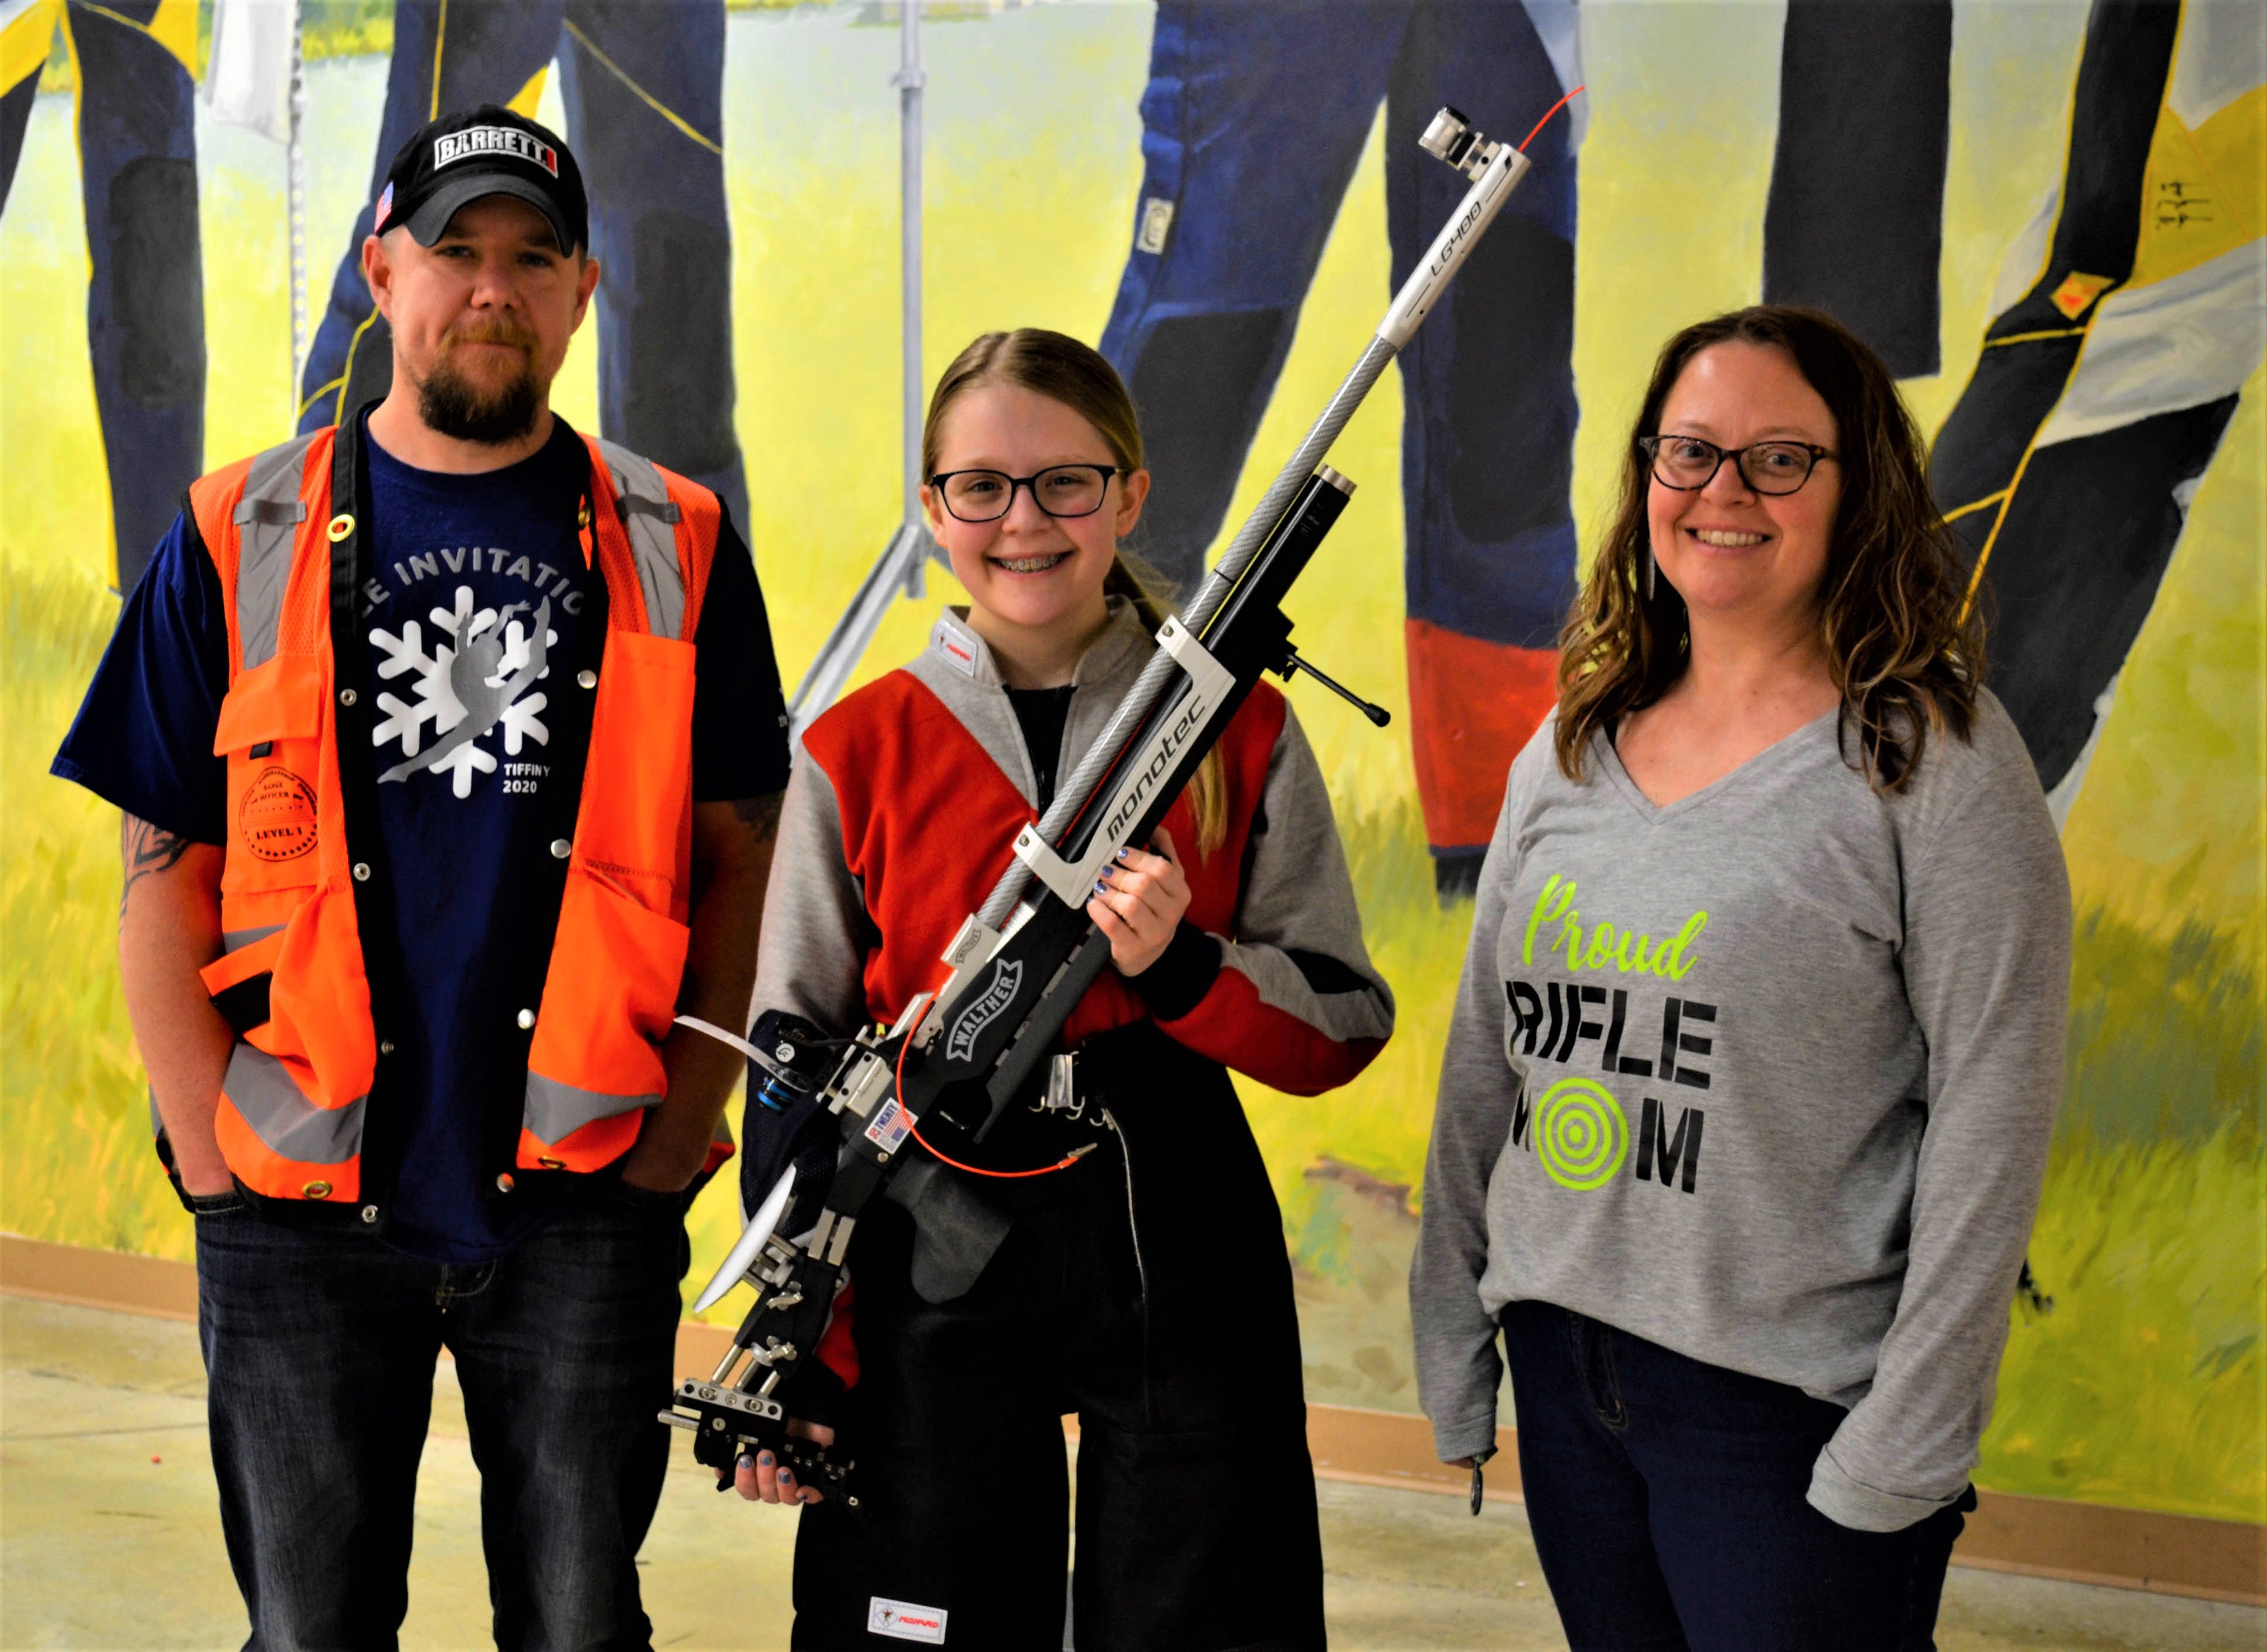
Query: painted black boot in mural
1928 0 2261 807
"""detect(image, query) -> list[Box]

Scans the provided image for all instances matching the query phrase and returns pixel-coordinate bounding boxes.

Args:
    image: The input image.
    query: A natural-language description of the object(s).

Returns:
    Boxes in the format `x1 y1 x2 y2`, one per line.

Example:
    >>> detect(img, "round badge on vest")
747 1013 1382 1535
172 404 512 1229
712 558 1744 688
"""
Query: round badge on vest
240 766 318 863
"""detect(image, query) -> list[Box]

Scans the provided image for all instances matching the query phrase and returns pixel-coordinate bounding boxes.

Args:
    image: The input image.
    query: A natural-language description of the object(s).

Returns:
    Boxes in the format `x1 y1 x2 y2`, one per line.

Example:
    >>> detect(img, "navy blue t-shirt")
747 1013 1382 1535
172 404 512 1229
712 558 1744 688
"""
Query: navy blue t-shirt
55 414 792 1262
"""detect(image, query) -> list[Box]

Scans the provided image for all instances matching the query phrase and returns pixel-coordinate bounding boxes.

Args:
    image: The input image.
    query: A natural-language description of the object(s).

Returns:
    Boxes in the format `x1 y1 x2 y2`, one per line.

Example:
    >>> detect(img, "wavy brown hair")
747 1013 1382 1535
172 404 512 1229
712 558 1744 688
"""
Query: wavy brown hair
923 327 1228 856
1555 306 1984 792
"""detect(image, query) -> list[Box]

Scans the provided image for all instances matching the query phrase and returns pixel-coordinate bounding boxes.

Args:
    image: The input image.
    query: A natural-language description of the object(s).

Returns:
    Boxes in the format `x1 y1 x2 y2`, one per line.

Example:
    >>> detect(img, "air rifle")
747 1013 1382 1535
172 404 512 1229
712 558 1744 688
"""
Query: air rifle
662 103 1561 1500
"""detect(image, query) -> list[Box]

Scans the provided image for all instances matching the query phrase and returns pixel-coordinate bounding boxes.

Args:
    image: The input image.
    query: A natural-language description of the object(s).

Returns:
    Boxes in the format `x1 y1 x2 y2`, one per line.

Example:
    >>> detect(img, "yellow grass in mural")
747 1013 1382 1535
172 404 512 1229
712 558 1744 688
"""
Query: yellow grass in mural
1 3 2259 1521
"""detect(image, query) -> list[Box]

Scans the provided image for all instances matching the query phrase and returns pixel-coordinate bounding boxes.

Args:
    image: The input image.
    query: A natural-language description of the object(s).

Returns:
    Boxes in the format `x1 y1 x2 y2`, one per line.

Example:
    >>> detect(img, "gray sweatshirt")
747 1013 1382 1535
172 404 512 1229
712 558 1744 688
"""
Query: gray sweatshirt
1410 694 2070 1532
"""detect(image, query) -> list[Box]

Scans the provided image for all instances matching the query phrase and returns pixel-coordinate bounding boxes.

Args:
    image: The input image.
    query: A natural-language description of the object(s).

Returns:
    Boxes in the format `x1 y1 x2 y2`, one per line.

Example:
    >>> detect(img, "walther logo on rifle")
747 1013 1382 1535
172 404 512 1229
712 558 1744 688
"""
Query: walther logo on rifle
1102 689 1208 844
945 959 1024 1063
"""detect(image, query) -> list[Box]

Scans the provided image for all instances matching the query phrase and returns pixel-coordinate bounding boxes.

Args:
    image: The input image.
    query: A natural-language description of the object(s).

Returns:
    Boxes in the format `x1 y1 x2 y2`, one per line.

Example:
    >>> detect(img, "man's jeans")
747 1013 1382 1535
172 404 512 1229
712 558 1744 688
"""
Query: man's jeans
192 1182 692 1652
1500 1300 1972 1652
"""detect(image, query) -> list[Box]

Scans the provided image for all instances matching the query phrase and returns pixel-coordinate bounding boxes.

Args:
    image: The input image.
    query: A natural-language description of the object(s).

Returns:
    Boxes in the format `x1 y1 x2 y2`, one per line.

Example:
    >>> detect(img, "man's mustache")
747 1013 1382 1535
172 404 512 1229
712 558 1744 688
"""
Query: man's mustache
444 320 538 352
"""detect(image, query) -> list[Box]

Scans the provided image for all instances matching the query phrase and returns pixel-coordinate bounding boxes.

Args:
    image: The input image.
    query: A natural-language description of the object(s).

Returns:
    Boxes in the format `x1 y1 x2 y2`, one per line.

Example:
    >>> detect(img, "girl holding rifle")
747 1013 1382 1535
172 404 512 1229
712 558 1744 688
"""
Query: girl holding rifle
740 328 1394 1650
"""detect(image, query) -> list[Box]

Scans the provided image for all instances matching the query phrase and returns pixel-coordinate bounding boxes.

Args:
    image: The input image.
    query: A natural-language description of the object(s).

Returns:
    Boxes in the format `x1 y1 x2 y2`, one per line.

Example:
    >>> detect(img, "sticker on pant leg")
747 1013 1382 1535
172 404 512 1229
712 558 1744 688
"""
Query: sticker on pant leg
1135 196 1175 254
868 1597 948 1643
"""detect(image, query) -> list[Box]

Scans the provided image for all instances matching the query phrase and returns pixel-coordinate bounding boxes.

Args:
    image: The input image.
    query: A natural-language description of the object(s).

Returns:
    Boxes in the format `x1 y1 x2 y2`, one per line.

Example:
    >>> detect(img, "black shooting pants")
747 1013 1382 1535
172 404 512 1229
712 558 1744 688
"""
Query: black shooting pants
789 1027 1325 1651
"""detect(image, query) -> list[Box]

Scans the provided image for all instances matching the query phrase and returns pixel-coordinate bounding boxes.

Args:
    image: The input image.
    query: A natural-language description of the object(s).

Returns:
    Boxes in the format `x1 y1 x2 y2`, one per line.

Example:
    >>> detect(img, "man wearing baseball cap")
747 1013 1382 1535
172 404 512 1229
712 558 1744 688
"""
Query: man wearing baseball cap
55 107 791 1647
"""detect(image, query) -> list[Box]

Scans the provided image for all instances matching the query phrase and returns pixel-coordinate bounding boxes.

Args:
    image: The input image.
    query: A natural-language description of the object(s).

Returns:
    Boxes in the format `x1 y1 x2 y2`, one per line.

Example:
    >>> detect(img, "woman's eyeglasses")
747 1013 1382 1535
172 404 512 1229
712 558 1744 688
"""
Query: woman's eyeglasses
929 464 1123 523
1639 436 1835 496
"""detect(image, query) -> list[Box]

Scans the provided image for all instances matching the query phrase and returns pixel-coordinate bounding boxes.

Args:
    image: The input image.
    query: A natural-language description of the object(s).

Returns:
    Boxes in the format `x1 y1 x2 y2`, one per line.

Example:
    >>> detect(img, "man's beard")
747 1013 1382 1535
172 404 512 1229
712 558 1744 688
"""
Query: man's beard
413 324 544 445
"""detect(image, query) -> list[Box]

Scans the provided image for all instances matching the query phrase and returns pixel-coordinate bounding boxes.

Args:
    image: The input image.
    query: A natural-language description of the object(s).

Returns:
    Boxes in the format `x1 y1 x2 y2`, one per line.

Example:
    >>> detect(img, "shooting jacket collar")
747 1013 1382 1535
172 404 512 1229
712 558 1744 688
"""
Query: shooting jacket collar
925 598 1150 691
912 598 1155 809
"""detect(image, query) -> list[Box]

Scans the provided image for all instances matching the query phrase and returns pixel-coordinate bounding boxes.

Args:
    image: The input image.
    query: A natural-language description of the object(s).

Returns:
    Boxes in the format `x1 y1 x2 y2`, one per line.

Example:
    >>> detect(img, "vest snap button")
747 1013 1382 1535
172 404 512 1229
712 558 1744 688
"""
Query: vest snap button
302 1180 332 1200
496 1173 515 1193
517 1008 536 1030
550 838 572 859
577 669 597 690
360 1205 378 1223
379 1039 395 1056
353 863 371 881
339 688 357 707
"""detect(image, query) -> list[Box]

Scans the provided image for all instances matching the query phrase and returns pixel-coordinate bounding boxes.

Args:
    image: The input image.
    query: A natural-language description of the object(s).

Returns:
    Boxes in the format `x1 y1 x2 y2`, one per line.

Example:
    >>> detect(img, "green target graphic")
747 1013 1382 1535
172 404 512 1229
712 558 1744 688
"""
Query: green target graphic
1534 1077 1630 1190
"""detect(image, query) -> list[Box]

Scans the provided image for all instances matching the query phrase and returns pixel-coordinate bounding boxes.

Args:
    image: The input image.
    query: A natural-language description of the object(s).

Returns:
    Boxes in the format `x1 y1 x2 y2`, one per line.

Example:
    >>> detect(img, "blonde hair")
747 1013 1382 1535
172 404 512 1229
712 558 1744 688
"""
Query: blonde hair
924 328 1229 857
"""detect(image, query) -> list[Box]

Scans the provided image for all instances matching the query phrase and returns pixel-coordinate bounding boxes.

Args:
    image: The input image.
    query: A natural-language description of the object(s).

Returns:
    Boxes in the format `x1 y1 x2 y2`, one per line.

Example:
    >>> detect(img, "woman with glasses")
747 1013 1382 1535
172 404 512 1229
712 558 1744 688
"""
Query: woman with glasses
1411 306 2070 1648
738 328 1392 1648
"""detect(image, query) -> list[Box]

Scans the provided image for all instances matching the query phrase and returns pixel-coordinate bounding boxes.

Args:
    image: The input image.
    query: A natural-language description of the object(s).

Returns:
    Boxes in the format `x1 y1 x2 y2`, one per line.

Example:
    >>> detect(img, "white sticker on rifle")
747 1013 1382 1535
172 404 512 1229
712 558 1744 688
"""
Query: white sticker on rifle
864 1097 913 1155
868 1597 947 1643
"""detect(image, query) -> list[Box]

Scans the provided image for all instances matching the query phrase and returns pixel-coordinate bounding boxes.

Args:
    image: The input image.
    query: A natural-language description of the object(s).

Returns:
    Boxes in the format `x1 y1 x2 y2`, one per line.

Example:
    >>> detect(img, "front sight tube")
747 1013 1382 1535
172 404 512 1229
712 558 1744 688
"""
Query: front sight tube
974 108 1533 930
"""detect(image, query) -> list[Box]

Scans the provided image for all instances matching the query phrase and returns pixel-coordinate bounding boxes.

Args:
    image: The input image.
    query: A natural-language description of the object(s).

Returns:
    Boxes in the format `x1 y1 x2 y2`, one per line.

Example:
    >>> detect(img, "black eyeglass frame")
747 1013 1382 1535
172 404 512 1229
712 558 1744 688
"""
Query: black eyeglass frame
926 464 1127 523
1637 435 1838 497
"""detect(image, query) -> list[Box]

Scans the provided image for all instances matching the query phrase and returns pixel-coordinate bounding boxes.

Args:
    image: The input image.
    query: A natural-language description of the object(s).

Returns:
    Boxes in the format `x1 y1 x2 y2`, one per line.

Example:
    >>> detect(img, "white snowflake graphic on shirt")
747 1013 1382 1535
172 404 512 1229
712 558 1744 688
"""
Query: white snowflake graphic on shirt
370 585 554 798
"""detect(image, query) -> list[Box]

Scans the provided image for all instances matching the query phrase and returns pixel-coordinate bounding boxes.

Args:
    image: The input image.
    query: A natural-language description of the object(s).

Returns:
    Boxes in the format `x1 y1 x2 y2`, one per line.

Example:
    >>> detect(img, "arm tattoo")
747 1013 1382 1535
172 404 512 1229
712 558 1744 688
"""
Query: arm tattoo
121 815 195 915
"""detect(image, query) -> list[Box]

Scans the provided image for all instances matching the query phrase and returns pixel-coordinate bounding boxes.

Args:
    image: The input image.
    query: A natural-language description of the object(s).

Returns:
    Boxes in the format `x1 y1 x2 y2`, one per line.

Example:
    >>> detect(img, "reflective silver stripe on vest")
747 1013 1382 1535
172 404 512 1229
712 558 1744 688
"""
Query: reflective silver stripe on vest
222 924 285 952
593 437 687 642
232 433 320 671
524 1071 655 1148
223 1041 365 1165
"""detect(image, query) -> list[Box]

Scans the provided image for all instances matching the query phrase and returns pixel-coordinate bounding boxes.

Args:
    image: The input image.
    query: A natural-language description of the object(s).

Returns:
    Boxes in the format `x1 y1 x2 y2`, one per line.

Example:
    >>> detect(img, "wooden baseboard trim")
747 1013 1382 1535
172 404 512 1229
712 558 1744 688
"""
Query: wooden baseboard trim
11 1236 2259 1606
1 1232 199 1320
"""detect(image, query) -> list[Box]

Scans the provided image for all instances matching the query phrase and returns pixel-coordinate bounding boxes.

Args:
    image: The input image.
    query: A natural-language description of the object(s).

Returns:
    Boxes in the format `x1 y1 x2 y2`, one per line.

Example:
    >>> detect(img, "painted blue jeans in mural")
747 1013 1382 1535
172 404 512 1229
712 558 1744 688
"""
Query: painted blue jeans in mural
1098 1 1582 885
296 0 749 531
0 0 205 595
1500 1300 1970 1652
193 1184 690 1650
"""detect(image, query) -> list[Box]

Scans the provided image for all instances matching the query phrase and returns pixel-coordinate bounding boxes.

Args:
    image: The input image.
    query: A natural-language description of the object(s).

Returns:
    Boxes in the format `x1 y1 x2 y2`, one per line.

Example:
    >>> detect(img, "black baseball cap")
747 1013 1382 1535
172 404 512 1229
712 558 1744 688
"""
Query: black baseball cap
372 106 588 255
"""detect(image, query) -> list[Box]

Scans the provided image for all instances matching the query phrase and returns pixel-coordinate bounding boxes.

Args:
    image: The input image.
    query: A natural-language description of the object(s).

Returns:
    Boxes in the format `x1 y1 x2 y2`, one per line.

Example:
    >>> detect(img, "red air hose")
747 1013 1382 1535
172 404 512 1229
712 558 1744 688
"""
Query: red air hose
894 1019 1095 1179
1519 84 1586 153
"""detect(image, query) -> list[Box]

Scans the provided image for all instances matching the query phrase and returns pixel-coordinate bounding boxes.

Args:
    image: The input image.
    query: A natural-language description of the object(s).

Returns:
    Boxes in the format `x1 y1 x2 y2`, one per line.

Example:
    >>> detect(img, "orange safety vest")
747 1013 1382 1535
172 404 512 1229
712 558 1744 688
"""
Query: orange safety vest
184 422 721 1208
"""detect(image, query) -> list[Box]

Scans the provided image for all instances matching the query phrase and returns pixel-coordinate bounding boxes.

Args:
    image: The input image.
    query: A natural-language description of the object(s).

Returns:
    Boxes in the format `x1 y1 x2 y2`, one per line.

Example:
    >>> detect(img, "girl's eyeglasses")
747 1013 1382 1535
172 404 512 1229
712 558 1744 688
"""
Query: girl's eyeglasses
929 464 1123 523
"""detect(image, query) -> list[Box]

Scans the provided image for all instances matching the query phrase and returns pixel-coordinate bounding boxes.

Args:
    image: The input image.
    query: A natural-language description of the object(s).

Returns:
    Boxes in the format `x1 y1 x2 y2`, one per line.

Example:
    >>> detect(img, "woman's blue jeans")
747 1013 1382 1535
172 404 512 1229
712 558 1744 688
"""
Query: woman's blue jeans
192 1182 691 1651
1500 1300 1972 1652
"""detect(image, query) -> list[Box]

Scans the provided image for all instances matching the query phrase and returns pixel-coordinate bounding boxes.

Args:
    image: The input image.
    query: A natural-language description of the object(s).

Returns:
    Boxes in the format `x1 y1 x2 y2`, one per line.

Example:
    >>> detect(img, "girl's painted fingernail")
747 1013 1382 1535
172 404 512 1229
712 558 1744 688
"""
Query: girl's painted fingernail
779 1469 795 1485
758 1451 774 1468
737 1453 755 1472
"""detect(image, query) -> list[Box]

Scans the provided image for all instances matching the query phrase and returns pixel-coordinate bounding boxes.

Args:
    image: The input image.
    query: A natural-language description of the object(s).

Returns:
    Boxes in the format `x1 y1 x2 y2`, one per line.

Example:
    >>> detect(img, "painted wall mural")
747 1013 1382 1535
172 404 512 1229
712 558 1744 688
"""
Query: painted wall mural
2 0 2259 1528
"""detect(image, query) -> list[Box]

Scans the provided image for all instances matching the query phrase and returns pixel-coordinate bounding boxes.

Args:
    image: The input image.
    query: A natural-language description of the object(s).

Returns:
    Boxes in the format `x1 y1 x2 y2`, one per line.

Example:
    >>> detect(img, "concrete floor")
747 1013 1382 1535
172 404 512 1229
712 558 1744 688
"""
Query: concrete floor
2 1297 2260 1651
